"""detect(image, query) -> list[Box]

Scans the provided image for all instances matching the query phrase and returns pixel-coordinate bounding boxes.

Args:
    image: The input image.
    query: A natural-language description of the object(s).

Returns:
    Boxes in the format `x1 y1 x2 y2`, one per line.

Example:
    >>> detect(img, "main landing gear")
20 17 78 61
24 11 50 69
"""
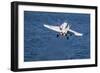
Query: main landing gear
56 34 59 37
56 31 72 39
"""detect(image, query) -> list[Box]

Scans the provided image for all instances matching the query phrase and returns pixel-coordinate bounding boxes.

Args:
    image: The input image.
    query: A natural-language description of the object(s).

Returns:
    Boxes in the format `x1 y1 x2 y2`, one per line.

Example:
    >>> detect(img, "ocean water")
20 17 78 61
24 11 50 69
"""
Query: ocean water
24 11 90 62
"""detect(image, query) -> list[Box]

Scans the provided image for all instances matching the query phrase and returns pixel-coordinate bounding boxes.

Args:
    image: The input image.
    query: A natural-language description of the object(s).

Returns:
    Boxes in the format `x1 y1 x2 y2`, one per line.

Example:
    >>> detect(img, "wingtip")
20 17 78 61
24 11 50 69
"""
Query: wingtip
79 33 83 36
43 24 50 28
75 33 83 36
43 24 47 27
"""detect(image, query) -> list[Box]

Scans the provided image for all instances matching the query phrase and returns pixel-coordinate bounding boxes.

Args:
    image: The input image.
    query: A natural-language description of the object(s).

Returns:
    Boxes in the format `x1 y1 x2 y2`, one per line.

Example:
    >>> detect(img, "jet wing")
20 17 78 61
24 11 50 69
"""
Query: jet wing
44 24 61 32
69 29 83 36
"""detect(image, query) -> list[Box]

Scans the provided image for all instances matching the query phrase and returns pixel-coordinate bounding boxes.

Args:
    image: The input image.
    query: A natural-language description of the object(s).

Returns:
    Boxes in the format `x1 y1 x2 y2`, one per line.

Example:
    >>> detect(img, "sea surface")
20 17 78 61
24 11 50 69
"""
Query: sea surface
24 11 90 62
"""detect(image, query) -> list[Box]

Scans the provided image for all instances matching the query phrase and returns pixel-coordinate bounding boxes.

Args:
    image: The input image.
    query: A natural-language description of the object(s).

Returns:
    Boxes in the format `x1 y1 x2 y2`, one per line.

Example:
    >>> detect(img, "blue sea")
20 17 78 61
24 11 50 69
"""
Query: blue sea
24 11 90 62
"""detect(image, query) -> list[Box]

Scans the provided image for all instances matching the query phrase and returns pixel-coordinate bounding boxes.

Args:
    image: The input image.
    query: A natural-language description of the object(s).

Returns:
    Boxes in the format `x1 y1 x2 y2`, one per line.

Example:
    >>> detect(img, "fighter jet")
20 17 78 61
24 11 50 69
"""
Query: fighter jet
44 22 83 39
